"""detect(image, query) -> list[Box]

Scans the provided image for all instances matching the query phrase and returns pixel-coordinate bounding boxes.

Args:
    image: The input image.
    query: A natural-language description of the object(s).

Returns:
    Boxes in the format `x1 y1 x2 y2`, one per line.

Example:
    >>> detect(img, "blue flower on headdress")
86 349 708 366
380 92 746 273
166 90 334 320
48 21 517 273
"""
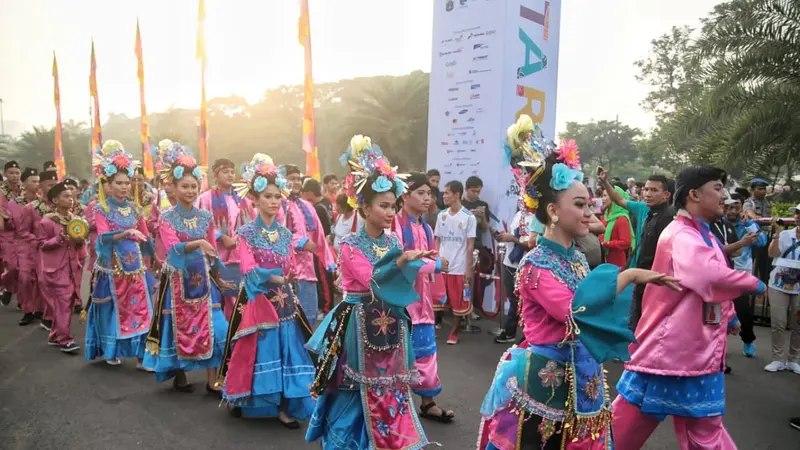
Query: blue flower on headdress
173 166 185 180
550 163 584 191
253 176 268 193
395 179 407 197
275 177 288 191
104 165 117 177
371 176 392 193
192 167 202 179
127 167 135 177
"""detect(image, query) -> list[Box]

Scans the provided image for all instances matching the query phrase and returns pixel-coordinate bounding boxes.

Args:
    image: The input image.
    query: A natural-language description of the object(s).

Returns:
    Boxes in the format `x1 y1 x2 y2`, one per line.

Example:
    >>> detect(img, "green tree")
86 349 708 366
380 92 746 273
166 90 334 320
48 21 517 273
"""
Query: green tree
560 120 642 174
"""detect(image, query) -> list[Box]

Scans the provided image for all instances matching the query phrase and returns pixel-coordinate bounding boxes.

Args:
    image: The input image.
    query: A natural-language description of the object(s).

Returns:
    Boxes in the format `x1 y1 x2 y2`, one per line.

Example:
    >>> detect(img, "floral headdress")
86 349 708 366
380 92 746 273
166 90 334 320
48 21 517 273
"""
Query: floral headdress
233 153 288 198
92 140 139 210
504 115 583 211
340 135 408 208
157 141 207 184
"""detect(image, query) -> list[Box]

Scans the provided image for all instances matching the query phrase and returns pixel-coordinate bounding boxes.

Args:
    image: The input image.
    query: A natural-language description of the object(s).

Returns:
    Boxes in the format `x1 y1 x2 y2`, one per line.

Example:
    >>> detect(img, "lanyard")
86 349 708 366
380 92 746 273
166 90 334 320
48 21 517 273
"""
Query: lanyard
713 222 728 245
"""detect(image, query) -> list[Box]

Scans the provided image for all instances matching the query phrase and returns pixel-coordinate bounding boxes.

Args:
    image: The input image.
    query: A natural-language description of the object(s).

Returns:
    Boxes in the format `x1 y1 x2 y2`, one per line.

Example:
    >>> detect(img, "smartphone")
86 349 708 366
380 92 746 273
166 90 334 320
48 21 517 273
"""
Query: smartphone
596 166 605 176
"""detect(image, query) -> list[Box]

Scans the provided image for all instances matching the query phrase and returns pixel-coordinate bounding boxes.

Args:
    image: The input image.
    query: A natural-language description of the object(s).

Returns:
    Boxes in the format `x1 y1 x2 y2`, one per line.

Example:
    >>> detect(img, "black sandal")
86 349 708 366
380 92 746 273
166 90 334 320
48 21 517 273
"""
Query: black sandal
419 401 455 423
229 406 242 418
206 383 222 398
172 380 195 393
278 418 300 430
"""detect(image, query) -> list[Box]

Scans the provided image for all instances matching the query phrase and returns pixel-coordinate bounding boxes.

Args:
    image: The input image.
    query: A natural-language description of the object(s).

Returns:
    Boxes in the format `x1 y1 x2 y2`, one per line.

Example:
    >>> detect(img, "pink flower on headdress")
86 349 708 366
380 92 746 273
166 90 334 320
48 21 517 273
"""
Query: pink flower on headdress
177 154 196 167
111 154 130 168
556 140 580 169
343 173 356 198
255 162 276 176
375 158 395 177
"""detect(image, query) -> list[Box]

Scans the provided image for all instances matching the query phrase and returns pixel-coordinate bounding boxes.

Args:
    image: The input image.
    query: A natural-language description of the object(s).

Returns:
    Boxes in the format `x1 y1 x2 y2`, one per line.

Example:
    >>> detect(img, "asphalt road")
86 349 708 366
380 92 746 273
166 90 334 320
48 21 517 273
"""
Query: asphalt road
1 278 799 449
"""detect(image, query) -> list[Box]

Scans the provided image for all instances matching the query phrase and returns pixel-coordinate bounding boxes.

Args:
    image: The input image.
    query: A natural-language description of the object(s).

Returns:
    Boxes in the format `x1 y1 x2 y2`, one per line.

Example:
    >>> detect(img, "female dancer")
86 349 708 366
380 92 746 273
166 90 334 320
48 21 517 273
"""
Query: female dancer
85 141 155 367
143 144 229 394
477 117 679 450
216 155 315 427
305 136 438 450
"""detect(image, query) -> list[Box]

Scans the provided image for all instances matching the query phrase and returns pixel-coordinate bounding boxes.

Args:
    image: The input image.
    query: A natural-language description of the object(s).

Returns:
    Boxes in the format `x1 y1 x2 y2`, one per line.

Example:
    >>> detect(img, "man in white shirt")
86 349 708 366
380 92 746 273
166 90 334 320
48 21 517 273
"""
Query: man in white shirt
493 209 536 343
435 180 477 345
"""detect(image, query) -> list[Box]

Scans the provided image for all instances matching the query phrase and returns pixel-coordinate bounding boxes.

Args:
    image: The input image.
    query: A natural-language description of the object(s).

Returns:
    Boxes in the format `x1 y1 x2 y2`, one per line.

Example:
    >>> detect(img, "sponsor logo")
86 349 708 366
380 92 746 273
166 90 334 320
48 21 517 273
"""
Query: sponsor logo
458 109 468 114
456 79 474 85
446 1 454 12
473 55 489 62
452 118 458 124
441 38 453 45
469 69 491 74
448 87 459 92
460 0 467 5
454 34 464 42
456 131 468 136
473 43 489 50
476 107 484 113
445 60 457 67
468 30 496 39
445 111 450 116
440 141 449 145
467 117 476 122
470 94 480 100
448 97 458 101
470 84 480 89
446 72 454 79
439 48 463 57
455 103 473 108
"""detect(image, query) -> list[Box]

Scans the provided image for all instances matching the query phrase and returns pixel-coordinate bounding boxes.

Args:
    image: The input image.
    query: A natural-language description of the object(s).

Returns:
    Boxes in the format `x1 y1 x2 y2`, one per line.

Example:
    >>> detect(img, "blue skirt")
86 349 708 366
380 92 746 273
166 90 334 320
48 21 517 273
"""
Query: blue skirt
142 284 229 383
617 369 726 420
85 271 156 361
307 390 370 450
225 319 316 419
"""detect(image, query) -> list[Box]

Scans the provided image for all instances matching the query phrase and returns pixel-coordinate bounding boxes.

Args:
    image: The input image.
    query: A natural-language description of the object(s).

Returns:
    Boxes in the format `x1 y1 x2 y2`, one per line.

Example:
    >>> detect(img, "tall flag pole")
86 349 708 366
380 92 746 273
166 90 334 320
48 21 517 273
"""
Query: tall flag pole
89 40 103 153
53 52 66 179
299 0 320 180
135 19 154 178
196 0 209 170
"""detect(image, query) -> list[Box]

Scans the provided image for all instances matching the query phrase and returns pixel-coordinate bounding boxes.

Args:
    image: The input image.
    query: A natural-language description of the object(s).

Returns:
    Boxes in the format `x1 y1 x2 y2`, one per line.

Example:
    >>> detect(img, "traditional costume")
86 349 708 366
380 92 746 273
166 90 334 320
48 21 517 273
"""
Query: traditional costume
277 165 334 323
37 182 87 352
24 170 60 325
85 141 156 363
217 155 315 420
0 160 22 302
306 136 432 449
6 168 40 323
148 140 179 266
477 116 631 449
611 167 765 450
392 173 448 412
197 158 250 320
143 144 229 384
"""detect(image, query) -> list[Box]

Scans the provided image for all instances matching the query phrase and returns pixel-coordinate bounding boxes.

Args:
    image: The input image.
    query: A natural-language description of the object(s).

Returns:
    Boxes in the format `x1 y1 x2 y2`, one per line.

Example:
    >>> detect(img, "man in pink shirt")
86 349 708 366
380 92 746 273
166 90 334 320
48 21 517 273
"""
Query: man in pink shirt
0 160 22 307
393 172 455 423
612 166 765 450
196 158 248 319
278 164 334 324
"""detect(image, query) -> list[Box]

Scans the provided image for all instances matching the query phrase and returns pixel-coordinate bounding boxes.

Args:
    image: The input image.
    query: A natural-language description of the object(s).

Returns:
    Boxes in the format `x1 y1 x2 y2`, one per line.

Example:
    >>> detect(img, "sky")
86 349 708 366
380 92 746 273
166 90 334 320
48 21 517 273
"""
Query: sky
0 0 724 136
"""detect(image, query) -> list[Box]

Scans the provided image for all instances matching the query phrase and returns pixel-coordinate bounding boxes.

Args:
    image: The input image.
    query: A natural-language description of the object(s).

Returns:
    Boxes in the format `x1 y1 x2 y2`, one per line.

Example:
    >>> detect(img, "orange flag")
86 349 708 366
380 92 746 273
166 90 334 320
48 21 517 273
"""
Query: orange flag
135 19 154 178
53 52 66 179
196 0 208 170
299 0 320 180
89 40 102 153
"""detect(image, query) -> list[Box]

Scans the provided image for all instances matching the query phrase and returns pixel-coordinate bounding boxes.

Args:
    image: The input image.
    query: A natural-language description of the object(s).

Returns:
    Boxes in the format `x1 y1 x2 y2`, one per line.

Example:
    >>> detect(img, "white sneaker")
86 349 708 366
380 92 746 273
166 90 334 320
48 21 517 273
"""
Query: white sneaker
764 360 786 372
105 358 122 366
787 362 800 375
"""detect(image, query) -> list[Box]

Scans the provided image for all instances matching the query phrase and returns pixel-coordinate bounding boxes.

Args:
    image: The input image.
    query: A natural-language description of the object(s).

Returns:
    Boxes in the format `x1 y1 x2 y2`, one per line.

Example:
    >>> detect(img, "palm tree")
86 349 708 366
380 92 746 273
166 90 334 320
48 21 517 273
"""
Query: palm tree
16 126 55 169
663 0 800 178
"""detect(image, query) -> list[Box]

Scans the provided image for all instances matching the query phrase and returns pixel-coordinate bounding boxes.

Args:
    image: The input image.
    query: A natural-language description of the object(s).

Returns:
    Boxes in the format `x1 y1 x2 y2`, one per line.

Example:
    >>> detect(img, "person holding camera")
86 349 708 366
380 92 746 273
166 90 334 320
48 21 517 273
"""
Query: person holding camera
764 206 800 373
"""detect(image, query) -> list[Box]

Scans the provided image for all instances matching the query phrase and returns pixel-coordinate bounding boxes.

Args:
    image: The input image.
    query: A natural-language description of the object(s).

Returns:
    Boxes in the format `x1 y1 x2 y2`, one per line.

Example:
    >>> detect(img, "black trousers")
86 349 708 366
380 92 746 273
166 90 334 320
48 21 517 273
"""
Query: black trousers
628 283 646 332
501 265 519 337
733 294 756 344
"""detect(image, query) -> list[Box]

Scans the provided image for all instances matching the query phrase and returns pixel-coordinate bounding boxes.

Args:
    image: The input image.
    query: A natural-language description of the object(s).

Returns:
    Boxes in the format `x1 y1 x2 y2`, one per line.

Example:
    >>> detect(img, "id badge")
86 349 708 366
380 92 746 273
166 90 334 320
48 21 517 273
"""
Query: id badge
703 303 721 325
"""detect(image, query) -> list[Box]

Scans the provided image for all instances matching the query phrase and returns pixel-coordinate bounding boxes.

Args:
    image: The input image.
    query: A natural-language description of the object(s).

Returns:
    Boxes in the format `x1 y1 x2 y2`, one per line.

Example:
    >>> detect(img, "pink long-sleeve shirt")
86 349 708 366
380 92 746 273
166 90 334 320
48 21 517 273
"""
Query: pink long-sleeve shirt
197 188 245 266
625 213 761 376
277 198 334 282
37 215 86 299
392 213 438 325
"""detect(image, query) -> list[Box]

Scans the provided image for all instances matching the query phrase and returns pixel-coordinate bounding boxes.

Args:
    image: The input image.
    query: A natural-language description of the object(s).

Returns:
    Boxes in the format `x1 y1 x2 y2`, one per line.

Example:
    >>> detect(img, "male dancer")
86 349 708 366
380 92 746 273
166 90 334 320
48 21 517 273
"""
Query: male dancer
9 168 40 324
0 160 22 306
612 166 765 450
279 164 334 324
393 172 455 422
24 170 59 330
197 158 245 319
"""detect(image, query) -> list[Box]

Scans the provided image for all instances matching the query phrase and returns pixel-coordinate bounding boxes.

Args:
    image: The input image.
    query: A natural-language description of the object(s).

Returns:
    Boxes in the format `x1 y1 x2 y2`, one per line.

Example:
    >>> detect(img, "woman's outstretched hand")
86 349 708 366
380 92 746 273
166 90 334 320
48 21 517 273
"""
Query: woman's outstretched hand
620 268 682 293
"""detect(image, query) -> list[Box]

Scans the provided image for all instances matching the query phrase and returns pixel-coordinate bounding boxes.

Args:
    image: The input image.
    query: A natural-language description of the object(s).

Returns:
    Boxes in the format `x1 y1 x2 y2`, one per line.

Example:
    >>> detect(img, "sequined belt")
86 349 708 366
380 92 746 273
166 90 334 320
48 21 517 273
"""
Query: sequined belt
162 304 221 315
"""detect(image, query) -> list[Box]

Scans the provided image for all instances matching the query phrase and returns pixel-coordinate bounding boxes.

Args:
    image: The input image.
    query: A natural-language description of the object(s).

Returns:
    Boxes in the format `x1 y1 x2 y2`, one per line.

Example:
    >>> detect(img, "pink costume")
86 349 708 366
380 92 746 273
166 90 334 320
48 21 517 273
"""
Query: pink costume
0 183 22 295
197 187 248 319
392 211 444 398
6 196 39 314
37 214 87 345
147 190 173 266
277 196 335 322
86 200 99 271
612 212 764 450
25 199 56 320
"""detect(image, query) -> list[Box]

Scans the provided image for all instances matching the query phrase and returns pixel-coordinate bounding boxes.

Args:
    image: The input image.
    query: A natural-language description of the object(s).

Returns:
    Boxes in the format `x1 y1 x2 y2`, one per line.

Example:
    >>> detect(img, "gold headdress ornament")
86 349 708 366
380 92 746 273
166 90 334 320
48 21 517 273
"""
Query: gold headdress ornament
92 140 140 211
156 141 207 184
340 134 408 208
232 153 287 198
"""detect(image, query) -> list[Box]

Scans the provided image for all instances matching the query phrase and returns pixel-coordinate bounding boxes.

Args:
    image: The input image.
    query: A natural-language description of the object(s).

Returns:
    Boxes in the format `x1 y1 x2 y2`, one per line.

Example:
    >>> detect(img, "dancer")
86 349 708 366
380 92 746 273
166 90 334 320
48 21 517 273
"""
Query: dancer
217 155 315 427
85 141 155 367
612 166 765 450
306 135 434 449
37 181 86 353
7 168 40 325
197 158 247 320
148 139 179 268
143 143 229 394
477 116 677 449
393 171 454 422
0 160 22 306
25 170 60 331
278 164 334 324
